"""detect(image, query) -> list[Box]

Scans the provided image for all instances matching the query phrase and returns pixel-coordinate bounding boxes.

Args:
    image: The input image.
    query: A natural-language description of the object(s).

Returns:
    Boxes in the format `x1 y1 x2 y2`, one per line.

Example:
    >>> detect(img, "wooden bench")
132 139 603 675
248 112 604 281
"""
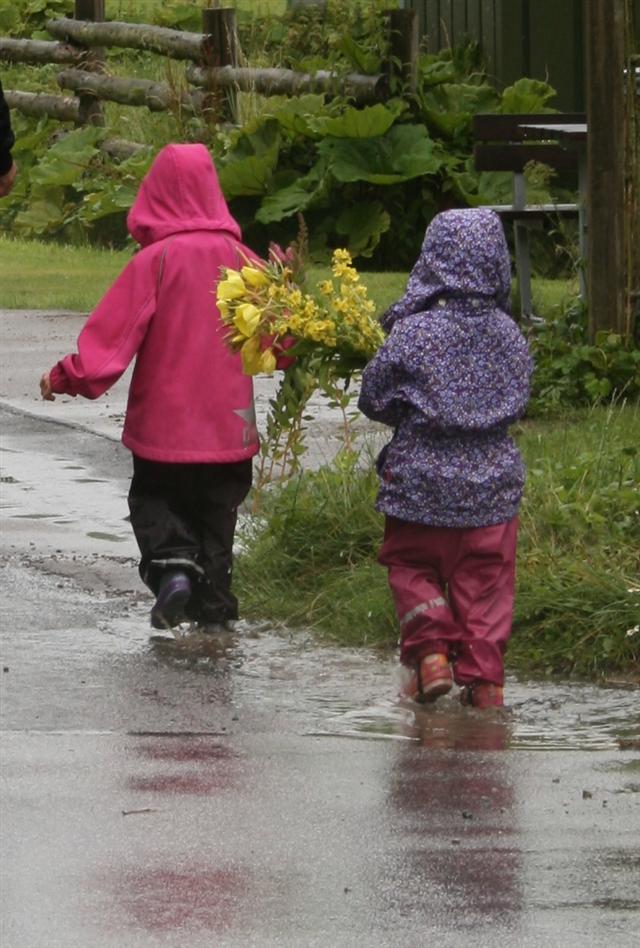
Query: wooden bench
473 113 585 319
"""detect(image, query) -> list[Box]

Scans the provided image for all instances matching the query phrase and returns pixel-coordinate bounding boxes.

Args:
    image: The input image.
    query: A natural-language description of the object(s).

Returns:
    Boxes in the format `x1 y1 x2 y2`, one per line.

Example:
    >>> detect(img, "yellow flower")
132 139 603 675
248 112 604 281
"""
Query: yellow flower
284 288 303 308
259 348 277 374
241 265 270 288
234 303 262 338
331 248 355 279
217 271 246 301
240 335 262 375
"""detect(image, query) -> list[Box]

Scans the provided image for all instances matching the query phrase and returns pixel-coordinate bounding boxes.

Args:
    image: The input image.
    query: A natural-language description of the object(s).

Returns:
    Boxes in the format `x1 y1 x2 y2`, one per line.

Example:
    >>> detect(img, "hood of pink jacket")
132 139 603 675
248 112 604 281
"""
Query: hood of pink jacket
127 143 241 247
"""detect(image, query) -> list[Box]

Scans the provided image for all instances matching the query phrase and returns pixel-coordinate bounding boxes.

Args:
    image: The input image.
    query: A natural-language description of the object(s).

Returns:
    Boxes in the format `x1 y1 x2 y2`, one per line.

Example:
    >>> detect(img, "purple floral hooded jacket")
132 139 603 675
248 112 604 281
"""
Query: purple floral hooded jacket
358 208 533 528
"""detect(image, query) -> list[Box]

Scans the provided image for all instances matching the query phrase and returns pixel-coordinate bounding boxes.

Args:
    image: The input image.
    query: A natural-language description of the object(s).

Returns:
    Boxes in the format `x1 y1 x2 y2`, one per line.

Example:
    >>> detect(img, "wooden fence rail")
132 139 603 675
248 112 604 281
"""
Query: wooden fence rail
46 17 205 61
186 64 387 101
0 37 84 65
4 90 80 123
1 3 414 138
56 68 204 113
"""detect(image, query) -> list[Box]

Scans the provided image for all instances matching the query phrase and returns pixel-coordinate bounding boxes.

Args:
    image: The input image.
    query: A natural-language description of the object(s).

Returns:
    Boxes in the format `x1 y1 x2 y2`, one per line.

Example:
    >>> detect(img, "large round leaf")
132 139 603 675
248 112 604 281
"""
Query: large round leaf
335 201 391 257
319 125 443 185
219 145 280 199
310 102 404 139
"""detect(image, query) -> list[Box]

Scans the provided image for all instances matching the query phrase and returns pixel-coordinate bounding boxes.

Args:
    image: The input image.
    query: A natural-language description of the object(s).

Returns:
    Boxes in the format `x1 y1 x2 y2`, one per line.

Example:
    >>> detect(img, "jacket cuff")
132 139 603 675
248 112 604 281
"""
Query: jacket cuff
49 362 72 395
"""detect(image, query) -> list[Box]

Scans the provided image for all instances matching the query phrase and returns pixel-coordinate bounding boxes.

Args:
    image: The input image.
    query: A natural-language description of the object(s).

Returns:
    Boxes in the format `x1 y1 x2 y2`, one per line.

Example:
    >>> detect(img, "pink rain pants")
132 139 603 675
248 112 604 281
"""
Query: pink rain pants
378 516 519 686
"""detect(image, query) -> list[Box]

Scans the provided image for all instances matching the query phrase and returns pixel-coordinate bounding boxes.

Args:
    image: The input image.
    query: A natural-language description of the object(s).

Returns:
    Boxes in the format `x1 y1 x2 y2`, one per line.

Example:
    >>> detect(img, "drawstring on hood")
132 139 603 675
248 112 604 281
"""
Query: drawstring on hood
382 208 512 332
127 143 241 247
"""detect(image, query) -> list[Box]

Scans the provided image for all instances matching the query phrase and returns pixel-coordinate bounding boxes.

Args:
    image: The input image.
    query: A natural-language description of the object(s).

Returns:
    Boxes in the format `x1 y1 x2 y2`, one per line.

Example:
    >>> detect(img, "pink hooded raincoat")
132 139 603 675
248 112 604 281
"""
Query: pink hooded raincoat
49 143 260 464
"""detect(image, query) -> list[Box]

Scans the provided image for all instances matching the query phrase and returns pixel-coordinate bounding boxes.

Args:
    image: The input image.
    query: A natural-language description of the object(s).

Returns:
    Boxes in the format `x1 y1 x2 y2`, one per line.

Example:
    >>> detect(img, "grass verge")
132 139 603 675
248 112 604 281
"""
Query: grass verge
236 404 640 680
1 241 633 678
0 236 574 318
0 237 131 310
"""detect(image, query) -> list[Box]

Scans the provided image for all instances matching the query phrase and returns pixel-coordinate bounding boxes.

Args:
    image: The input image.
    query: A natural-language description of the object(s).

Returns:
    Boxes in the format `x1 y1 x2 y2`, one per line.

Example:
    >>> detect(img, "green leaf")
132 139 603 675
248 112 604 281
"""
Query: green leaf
311 102 403 139
77 184 139 223
419 56 458 88
500 78 557 114
256 165 325 224
338 35 382 75
587 349 608 371
219 145 279 199
258 95 332 140
13 189 67 236
319 124 443 185
29 126 104 188
227 119 280 159
0 4 20 34
419 82 499 139
335 201 391 258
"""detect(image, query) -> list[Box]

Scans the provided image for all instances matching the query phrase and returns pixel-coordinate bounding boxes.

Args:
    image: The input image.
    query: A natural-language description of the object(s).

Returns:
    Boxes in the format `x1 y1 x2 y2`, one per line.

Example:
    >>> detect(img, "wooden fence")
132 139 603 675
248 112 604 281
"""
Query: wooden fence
410 0 640 112
1 1 419 158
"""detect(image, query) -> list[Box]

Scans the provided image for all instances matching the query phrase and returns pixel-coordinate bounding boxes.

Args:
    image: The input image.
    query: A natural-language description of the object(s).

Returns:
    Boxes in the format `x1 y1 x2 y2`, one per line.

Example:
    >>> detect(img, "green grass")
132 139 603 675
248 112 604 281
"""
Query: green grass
0 236 575 317
105 0 288 16
0 236 131 310
0 239 634 679
236 404 640 680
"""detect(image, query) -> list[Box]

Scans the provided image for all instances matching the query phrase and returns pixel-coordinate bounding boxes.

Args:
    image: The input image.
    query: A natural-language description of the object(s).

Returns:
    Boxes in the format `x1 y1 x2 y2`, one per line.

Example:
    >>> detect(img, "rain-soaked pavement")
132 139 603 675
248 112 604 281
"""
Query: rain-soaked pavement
1 310 639 947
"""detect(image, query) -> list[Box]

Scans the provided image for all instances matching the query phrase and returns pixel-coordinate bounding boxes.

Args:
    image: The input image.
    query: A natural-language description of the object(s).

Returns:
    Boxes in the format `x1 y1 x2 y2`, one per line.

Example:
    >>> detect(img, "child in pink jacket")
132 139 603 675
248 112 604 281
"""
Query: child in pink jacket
40 143 260 631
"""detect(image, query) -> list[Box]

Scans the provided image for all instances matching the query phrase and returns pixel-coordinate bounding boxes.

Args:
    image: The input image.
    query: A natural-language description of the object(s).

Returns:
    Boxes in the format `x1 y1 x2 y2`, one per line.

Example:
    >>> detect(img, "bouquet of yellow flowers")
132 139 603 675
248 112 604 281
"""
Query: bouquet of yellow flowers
216 246 384 377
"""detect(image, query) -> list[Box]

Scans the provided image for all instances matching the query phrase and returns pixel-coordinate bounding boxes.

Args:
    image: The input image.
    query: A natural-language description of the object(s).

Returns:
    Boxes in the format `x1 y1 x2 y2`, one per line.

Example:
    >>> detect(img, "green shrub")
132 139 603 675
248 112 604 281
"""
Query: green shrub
0 0 73 39
236 406 640 679
529 301 640 414
2 0 567 268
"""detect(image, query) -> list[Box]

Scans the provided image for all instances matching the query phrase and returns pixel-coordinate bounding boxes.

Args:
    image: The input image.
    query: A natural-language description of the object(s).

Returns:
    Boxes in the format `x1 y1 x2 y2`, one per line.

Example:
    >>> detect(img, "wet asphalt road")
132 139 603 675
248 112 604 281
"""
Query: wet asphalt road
1 311 640 947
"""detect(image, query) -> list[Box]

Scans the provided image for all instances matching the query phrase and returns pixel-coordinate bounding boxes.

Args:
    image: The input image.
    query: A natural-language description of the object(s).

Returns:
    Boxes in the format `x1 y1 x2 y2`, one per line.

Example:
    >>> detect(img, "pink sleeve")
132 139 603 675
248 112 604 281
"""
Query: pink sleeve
50 253 157 400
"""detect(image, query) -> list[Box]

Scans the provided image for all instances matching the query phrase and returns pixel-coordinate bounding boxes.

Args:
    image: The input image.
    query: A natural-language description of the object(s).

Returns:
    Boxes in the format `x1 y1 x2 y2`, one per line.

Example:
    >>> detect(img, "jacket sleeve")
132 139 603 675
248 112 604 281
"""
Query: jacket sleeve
49 252 157 400
0 80 16 176
358 332 409 427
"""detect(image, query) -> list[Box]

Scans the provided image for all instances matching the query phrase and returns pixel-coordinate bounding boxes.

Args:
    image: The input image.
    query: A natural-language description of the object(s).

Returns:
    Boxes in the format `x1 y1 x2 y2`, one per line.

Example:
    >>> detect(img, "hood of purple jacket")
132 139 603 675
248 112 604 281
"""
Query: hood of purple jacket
381 208 512 332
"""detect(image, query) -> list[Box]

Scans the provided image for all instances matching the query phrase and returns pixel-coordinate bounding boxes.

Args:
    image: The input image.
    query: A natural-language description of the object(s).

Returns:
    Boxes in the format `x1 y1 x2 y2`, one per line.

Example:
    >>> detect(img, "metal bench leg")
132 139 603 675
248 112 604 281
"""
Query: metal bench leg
578 148 588 302
514 221 533 319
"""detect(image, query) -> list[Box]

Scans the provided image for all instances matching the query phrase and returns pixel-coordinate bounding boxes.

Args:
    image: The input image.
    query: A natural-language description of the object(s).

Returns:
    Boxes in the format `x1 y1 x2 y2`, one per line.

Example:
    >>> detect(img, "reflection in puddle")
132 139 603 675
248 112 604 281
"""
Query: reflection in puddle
150 626 237 661
146 625 639 753
11 512 59 519
86 531 129 542
310 680 640 752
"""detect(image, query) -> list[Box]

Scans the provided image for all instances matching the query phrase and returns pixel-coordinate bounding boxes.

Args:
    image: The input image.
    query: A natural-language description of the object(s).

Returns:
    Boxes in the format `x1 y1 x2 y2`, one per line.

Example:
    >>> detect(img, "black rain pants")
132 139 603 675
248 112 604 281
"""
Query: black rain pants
128 455 252 624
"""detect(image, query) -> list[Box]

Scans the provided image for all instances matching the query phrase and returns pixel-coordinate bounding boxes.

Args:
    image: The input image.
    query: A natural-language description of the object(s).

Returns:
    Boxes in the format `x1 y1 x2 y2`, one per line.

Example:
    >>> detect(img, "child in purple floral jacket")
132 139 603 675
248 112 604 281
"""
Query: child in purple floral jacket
358 208 533 709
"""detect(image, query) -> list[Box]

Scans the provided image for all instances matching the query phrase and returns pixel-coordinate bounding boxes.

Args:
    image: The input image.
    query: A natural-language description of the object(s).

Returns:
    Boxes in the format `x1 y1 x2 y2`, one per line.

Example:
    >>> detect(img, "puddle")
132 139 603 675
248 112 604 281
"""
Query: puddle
148 625 640 752
11 512 59 519
86 531 129 543
0 440 137 559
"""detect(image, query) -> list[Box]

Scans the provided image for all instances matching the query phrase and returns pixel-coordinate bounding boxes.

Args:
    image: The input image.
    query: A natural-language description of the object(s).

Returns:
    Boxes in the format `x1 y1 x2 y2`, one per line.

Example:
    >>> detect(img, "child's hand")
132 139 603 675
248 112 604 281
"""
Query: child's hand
40 372 55 401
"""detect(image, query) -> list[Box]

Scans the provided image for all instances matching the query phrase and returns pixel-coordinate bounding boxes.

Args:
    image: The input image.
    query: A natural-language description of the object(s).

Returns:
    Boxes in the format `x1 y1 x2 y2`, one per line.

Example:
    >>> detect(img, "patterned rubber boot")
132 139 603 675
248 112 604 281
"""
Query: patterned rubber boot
150 571 192 630
460 682 504 709
404 653 453 704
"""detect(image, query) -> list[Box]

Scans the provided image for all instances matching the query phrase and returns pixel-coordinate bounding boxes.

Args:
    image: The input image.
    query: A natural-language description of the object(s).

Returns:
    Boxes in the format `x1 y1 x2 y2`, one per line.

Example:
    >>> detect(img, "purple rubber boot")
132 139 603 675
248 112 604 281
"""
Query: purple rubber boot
150 570 192 630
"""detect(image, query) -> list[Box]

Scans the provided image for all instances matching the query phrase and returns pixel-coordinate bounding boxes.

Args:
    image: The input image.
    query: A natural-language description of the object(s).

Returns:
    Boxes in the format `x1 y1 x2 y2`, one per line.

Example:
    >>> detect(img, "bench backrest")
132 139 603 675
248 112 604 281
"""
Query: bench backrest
473 113 586 172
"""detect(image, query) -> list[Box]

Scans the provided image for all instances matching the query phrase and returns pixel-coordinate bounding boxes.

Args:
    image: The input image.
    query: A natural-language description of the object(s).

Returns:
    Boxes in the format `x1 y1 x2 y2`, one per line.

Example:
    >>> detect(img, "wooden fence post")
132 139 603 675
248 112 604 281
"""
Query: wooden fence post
74 0 105 127
584 0 639 341
624 3 640 343
201 7 239 124
385 8 419 93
